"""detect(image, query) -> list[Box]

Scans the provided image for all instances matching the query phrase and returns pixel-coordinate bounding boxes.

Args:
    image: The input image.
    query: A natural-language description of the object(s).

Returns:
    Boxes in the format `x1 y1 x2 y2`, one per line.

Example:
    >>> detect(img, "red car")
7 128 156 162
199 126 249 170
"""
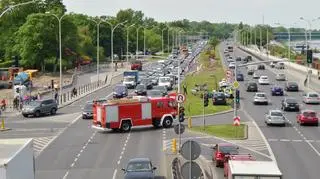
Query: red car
131 60 142 71
224 154 255 177
297 110 319 126
211 143 239 167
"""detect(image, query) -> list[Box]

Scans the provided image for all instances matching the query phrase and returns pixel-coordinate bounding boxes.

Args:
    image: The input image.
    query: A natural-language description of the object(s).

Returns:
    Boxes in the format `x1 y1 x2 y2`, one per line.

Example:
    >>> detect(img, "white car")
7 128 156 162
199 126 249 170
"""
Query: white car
258 76 269 85
228 62 236 69
303 92 320 104
122 76 136 88
275 62 285 69
158 76 172 90
253 92 268 105
265 110 286 126
253 72 260 79
227 56 234 62
276 73 286 81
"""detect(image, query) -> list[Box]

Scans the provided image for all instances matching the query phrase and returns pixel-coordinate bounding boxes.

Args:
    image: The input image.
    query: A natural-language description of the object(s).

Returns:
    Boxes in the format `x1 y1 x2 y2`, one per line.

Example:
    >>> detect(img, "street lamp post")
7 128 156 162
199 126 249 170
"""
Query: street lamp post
275 23 292 61
126 24 135 63
88 18 106 85
46 12 68 101
300 17 313 88
0 0 35 18
136 26 143 59
162 27 168 54
106 20 127 67
167 28 171 53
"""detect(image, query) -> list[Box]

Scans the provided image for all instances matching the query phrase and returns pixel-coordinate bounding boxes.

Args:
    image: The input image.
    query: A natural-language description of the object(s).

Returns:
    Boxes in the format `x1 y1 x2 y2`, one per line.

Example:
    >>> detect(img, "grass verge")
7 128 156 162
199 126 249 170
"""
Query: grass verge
190 124 246 139
183 45 231 116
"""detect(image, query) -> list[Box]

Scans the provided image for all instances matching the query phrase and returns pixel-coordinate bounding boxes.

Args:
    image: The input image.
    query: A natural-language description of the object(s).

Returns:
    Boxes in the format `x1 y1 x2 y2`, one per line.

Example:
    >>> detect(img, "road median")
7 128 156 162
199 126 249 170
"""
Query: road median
183 45 231 117
189 124 247 140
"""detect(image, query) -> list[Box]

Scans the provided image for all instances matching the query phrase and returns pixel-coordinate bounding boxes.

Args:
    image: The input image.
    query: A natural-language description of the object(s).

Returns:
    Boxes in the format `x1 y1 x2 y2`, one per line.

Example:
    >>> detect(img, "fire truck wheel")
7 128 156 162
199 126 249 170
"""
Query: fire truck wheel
121 121 132 132
162 117 173 128
152 120 161 128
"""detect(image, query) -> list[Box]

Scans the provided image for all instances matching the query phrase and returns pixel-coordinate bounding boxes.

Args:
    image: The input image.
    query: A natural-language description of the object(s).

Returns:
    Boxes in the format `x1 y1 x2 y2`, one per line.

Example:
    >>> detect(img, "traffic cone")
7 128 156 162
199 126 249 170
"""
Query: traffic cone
1 119 11 132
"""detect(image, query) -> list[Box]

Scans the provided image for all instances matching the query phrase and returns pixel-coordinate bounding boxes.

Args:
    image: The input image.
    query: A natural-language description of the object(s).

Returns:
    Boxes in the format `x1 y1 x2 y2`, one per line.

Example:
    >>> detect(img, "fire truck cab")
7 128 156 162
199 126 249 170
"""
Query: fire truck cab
92 96 177 132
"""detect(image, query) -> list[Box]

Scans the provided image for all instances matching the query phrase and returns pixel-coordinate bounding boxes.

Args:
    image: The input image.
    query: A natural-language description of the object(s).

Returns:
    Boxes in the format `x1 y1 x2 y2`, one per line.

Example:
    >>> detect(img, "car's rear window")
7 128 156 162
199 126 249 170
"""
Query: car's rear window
256 93 266 97
271 112 283 117
286 99 297 103
219 146 239 154
309 93 319 97
303 112 316 117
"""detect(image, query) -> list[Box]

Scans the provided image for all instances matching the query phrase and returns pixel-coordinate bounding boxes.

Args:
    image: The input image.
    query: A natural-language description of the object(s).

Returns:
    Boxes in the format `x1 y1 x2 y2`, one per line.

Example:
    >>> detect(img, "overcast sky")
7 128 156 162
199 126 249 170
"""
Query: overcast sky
63 0 320 29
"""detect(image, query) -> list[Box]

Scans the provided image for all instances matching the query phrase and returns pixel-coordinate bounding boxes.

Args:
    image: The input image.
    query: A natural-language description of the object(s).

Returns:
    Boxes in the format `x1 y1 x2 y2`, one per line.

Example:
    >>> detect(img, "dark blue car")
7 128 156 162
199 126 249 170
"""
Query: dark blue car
236 74 244 81
271 86 284 96
122 158 157 179
113 85 128 98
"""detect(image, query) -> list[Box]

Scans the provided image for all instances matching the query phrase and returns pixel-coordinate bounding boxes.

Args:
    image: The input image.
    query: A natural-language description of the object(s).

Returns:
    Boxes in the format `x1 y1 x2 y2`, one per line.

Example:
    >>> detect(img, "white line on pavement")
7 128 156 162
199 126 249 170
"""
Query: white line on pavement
279 139 290 142
112 169 118 179
241 109 277 163
62 171 69 179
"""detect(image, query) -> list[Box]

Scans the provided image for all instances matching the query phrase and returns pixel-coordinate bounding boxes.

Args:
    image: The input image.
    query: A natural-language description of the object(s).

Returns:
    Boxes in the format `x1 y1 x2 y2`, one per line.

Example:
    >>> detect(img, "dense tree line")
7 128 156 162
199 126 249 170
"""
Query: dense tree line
0 0 236 72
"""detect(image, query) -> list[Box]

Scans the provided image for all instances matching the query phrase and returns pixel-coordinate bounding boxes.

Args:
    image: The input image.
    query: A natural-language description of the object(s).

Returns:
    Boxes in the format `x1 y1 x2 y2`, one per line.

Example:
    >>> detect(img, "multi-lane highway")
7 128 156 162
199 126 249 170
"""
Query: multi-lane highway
33 43 204 179
221 42 320 179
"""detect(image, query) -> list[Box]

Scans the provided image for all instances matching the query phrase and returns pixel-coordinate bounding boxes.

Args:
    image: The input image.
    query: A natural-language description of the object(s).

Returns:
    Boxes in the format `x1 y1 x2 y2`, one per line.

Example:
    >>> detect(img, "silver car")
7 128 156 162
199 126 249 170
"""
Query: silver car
265 110 286 126
303 92 320 104
275 73 286 81
253 92 268 105
22 99 58 117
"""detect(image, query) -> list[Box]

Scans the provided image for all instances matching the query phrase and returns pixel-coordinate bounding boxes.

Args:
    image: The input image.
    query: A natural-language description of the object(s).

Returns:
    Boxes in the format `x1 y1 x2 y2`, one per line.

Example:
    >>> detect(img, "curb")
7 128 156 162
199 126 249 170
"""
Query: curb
187 109 233 118
0 128 12 132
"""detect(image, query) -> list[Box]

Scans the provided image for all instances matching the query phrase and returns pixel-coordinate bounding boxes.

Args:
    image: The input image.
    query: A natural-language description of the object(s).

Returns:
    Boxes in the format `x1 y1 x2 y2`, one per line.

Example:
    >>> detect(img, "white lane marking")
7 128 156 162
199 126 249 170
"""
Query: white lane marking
306 140 320 157
280 139 290 142
112 169 118 179
242 109 277 163
37 114 82 157
62 171 69 179
70 162 75 168
292 140 303 142
268 139 279 142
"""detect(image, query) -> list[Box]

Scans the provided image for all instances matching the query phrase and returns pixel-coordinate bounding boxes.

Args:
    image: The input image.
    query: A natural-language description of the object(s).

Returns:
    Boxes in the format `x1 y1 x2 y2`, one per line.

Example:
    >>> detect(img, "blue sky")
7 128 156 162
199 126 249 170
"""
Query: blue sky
63 0 320 29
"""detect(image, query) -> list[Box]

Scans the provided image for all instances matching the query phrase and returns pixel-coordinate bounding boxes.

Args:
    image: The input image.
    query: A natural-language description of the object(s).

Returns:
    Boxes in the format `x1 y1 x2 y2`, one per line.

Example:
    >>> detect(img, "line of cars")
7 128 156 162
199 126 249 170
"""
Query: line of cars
235 55 320 127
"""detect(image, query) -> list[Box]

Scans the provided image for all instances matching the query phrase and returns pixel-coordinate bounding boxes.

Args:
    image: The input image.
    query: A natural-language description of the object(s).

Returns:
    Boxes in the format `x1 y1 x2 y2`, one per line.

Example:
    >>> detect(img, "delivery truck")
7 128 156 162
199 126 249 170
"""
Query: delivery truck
226 160 282 179
0 138 35 179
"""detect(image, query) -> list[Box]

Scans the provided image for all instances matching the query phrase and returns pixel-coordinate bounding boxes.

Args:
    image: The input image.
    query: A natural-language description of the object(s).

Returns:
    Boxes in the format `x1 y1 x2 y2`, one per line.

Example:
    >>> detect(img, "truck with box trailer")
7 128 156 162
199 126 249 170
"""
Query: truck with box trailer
123 70 139 89
226 160 282 179
0 138 35 179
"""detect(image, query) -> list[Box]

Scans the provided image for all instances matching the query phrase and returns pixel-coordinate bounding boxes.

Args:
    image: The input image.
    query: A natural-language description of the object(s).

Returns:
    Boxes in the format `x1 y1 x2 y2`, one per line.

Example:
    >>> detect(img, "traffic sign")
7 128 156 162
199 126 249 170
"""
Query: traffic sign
181 161 202 179
233 81 240 89
233 116 240 126
180 140 201 160
176 93 186 103
174 124 185 135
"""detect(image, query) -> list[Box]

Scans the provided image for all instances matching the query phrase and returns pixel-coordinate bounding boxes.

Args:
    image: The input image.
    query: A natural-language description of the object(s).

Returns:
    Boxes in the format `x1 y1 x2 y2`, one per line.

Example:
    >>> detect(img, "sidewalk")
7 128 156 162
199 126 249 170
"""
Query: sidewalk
1 67 127 117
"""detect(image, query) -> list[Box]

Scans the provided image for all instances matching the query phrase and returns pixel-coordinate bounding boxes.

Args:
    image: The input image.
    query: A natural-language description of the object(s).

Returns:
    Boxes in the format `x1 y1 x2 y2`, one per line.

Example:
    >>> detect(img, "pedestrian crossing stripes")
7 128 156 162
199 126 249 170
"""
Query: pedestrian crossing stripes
32 136 55 156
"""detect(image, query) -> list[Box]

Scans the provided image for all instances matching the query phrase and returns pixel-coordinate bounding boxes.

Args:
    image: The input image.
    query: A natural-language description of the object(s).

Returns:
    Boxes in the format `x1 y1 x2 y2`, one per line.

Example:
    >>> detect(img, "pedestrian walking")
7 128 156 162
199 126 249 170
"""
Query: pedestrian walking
37 92 41 100
183 83 188 95
54 89 58 104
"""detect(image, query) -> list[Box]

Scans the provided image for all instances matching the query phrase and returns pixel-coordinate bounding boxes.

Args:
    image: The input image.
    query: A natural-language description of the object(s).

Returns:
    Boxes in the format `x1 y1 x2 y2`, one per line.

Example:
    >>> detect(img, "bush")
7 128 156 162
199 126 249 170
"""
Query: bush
0 61 13 68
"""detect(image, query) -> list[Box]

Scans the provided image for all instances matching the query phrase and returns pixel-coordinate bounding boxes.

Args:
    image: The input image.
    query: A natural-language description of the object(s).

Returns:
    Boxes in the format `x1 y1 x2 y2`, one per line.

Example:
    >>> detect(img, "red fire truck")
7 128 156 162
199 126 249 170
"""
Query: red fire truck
92 96 178 132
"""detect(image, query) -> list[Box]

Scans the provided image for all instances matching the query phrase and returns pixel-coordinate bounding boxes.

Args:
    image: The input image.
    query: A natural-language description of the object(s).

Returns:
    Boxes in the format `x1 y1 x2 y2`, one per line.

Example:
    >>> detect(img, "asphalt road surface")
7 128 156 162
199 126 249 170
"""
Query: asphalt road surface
221 42 320 179
34 43 205 179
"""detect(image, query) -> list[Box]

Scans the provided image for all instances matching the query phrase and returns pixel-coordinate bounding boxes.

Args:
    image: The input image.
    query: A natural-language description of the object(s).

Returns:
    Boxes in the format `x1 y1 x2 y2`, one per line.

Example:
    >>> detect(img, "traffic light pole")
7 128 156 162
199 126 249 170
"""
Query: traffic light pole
178 54 181 153
233 43 238 118
203 93 206 129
